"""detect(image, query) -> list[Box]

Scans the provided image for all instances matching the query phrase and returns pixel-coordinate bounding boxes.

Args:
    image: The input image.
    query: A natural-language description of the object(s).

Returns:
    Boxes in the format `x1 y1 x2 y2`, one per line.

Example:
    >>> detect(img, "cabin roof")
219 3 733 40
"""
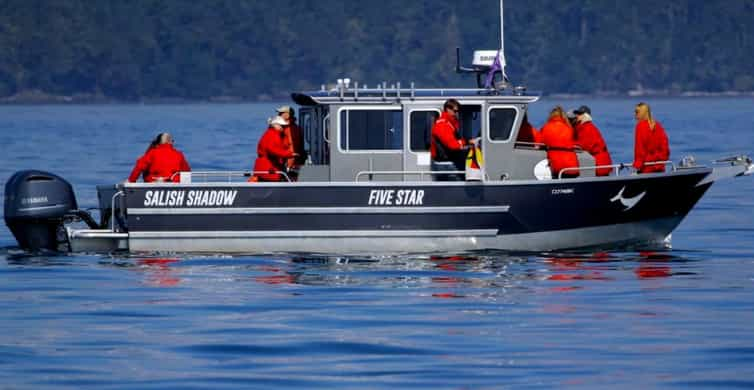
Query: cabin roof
292 85 540 106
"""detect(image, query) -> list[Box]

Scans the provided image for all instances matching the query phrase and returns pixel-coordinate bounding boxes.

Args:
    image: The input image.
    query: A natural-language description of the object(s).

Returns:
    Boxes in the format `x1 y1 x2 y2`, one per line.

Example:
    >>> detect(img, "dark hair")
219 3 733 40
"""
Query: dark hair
443 99 460 111
146 132 165 153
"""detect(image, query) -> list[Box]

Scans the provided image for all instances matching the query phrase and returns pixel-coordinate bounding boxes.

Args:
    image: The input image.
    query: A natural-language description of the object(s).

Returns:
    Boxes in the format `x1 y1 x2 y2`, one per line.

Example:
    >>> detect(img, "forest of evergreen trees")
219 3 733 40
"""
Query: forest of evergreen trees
1 0 752 102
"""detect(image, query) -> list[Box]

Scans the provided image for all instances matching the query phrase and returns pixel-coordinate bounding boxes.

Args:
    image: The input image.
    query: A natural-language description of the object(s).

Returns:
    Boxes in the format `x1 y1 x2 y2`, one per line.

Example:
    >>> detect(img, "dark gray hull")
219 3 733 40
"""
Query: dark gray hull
106 169 712 253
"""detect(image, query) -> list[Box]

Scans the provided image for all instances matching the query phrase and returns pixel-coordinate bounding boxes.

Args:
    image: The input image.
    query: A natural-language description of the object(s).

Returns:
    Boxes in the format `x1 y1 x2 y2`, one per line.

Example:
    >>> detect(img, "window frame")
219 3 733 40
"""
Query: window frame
407 108 441 154
485 105 521 144
336 105 404 154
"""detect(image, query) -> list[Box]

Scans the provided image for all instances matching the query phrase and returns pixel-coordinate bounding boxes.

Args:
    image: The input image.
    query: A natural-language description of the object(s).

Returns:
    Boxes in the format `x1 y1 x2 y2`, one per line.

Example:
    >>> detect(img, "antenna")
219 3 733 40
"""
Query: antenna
499 0 508 81
454 0 511 89
500 0 504 54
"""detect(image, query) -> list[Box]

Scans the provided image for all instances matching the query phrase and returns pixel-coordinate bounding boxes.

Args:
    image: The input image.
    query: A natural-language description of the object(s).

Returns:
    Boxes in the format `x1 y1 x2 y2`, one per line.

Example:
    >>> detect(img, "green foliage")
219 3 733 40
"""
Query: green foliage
0 0 752 100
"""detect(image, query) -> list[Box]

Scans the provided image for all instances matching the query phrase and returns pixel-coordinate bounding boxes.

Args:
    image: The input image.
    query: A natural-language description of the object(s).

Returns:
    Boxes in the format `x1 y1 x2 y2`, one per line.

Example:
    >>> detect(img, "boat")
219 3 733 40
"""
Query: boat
4 3 753 254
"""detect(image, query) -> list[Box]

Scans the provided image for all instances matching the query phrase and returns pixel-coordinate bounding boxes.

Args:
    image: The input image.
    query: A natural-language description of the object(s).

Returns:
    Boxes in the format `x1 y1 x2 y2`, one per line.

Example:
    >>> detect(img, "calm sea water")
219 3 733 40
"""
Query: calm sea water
1 99 753 388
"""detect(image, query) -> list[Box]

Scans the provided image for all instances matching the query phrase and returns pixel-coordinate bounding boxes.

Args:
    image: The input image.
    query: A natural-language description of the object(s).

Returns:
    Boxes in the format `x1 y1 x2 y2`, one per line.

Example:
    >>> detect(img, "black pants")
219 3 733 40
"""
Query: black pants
431 160 465 181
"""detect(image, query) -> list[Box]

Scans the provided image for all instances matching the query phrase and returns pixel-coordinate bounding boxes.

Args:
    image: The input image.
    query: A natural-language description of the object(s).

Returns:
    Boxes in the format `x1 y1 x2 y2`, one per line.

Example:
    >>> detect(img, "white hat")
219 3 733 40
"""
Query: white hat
269 116 289 127
276 105 292 114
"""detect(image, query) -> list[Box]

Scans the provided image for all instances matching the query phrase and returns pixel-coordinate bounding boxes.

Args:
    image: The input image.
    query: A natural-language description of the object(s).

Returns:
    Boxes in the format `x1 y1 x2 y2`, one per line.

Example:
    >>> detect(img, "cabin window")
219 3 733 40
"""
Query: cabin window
301 110 313 150
300 107 329 165
409 110 439 152
459 105 482 140
489 108 517 141
339 109 403 151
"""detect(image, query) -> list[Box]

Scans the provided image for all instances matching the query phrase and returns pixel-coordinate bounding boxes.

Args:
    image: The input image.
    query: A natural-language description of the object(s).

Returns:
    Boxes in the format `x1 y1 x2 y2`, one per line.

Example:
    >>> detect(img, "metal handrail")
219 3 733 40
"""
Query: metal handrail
111 190 124 231
557 164 627 179
355 170 466 181
248 171 292 182
329 86 530 95
557 160 676 179
513 142 585 153
642 160 675 171
167 170 291 183
322 113 330 143
514 141 545 148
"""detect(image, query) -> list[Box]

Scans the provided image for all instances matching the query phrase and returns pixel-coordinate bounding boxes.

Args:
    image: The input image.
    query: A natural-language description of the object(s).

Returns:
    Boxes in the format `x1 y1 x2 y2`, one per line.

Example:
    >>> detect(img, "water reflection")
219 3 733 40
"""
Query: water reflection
135 257 182 287
634 251 673 279
112 251 691 294
4 249 695 297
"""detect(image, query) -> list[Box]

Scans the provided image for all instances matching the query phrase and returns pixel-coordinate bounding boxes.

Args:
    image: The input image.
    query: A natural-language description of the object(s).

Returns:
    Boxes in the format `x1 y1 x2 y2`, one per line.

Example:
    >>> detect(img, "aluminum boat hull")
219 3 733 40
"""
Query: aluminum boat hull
94 168 714 253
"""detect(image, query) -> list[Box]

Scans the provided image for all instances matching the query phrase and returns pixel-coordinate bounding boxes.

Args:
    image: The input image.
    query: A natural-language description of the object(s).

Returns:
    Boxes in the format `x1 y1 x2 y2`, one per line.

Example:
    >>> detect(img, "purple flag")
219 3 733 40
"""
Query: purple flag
484 51 509 89
484 51 502 89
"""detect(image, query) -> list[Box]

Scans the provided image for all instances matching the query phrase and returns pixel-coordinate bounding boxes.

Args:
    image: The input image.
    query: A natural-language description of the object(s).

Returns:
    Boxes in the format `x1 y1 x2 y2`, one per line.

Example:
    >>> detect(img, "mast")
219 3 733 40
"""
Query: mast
499 0 508 81
500 0 505 56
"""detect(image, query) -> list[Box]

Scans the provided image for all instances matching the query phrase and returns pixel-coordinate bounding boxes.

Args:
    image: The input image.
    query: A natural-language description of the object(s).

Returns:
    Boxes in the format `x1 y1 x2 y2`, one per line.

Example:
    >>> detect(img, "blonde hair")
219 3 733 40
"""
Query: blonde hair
548 106 572 128
635 102 655 129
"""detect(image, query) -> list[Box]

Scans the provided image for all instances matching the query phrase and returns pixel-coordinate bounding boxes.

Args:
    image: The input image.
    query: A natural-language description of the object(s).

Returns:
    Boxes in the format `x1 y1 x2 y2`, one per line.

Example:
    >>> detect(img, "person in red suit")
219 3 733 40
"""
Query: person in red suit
252 116 298 182
276 106 306 181
633 102 670 174
430 99 476 180
515 113 539 144
570 105 613 176
536 106 579 178
128 132 190 183
431 99 466 161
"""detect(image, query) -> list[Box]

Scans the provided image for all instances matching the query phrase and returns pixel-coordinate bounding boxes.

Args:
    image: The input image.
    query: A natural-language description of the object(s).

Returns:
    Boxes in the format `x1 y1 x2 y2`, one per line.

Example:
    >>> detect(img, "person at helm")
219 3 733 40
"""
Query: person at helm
128 132 191 183
430 99 475 180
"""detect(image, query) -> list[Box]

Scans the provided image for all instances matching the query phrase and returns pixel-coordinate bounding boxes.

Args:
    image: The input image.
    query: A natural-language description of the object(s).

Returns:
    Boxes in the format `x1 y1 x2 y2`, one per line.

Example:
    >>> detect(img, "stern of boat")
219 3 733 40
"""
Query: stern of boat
65 183 130 253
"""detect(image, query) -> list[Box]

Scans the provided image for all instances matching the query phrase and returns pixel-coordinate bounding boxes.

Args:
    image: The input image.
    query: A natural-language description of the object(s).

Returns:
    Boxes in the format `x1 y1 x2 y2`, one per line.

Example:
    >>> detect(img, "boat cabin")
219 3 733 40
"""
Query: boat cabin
292 82 598 182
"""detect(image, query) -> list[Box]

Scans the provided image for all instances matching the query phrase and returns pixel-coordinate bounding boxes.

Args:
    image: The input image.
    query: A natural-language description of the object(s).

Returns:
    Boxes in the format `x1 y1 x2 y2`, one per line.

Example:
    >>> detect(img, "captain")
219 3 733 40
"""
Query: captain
430 99 475 181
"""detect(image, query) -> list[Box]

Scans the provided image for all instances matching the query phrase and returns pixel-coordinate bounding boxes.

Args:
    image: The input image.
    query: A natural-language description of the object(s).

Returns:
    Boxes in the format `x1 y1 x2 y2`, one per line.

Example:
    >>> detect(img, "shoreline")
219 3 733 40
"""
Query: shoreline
2 89 754 105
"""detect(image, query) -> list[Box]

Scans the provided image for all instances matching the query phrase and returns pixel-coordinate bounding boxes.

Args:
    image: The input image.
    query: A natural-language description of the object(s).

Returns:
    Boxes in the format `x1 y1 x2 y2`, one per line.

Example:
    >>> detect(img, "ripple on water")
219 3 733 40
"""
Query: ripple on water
1 100 754 388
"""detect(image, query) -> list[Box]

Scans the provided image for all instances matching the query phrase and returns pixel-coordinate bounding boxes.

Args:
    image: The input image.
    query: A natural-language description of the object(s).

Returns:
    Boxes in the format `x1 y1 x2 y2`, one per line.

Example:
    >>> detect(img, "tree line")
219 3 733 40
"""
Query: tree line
0 0 752 101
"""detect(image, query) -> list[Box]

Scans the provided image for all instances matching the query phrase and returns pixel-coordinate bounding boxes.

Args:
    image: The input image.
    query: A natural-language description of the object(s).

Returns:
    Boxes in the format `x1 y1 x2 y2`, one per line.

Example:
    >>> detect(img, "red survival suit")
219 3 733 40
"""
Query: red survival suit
575 120 612 176
283 122 306 168
633 120 669 173
430 111 467 166
253 127 295 182
128 143 191 183
536 116 579 178
515 120 538 143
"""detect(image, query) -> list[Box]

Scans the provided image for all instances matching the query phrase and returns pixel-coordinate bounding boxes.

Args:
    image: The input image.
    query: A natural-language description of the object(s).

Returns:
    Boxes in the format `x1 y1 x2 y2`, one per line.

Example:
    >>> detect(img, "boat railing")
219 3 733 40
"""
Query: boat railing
515 141 586 153
513 141 544 149
355 170 469 182
557 160 676 179
642 161 675 171
297 81 540 104
169 171 291 183
111 190 124 232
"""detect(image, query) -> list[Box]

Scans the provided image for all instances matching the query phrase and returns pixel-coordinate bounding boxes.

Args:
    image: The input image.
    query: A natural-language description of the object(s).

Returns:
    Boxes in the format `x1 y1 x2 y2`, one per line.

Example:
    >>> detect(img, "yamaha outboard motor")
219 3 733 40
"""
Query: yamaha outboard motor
4 170 79 251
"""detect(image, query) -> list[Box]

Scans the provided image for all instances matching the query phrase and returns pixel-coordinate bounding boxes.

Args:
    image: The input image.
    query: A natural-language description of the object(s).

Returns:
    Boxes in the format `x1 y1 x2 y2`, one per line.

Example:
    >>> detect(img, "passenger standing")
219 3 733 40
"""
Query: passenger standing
431 99 473 180
276 106 306 180
570 105 612 176
252 116 298 182
632 102 670 174
128 132 190 183
538 106 579 178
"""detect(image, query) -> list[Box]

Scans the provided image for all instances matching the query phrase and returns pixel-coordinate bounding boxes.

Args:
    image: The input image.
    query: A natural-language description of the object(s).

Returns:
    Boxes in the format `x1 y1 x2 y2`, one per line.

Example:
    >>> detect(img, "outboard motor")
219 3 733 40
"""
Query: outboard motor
4 170 80 251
